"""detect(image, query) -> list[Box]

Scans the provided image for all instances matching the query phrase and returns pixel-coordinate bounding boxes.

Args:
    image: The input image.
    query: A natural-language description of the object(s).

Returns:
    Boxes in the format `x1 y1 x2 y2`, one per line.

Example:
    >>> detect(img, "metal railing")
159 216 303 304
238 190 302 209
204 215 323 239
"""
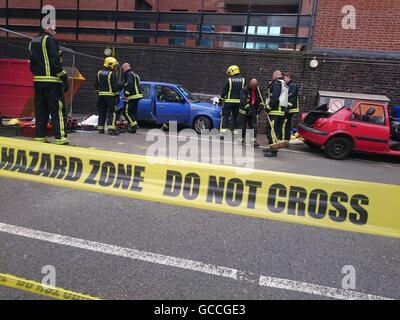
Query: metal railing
0 5 313 50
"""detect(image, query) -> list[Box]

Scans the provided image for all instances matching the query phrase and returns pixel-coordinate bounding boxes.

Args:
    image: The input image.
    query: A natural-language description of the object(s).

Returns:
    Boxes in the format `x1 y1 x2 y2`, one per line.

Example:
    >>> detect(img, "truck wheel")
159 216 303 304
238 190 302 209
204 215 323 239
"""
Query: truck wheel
193 116 212 134
324 137 352 160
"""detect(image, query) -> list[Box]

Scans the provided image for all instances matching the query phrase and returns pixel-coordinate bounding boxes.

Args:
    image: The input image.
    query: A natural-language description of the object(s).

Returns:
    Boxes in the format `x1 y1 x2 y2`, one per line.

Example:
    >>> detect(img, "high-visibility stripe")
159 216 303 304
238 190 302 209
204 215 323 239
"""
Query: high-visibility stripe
134 74 140 97
33 76 63 83
225 99 241 103
107 72 113 94
112 106 117 127
42 35 50 77
58 100 66 142
270 120 277 144
269 110 285 116
98 92 116 96
227 78 232 101
127 94 144 100
239 109 246 115
57 70 67 78
35 137 48 143
282 118 288 140
125 104 135 126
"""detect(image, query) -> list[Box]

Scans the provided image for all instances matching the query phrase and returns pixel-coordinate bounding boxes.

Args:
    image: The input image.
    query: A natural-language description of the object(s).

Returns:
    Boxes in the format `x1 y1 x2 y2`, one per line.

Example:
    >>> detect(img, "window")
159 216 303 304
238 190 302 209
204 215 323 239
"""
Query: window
198 24 215 48
169 23 187 46
243 26 282 50
155 86 182 103
178 86 199 103
140 84 151 99
169 10 188 46
352 104 386 125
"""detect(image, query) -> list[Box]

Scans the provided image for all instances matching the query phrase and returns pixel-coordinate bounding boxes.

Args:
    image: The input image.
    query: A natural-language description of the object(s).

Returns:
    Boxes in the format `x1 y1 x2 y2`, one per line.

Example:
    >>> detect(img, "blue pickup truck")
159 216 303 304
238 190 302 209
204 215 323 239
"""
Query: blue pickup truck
119 81 221 133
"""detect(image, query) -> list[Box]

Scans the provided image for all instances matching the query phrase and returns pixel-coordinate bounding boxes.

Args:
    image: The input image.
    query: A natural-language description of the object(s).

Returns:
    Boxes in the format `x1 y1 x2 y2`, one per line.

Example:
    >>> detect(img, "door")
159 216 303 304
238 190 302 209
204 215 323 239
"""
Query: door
137 83 154 121
346 103 390 152
154 85 189 124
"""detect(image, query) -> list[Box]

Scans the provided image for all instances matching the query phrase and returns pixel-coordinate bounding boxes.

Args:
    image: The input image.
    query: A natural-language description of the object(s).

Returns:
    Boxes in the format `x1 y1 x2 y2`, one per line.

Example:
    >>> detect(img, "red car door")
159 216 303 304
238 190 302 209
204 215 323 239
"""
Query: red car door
345 103 390 152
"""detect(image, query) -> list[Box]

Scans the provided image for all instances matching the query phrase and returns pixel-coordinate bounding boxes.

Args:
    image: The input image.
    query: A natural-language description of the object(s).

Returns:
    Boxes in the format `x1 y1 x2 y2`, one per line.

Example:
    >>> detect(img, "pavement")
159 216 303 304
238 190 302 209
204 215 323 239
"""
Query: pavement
0 128 399 300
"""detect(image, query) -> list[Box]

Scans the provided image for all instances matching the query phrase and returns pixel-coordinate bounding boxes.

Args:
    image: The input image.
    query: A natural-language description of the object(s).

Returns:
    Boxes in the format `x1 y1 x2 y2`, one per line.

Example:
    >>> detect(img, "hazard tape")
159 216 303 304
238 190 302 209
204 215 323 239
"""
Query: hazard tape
0 137 399 238
0 273 101 300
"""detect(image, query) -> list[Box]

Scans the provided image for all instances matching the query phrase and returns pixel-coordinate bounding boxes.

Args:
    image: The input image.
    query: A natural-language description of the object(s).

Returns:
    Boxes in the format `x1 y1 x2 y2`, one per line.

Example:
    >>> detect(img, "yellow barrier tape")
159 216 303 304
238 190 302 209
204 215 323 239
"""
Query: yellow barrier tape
0 137 399 238
0 273 101 300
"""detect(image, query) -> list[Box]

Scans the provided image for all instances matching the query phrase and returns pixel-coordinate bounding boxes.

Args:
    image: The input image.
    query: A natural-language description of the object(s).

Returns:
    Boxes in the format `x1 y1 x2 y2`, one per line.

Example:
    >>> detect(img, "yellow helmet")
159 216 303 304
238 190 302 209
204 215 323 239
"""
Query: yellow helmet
104 57 118 69
226 65 240 76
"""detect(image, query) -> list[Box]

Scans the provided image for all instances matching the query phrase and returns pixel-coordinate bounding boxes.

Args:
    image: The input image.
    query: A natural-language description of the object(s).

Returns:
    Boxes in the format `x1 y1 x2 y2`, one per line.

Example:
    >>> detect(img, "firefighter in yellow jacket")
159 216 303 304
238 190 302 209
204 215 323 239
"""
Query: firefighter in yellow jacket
95 57 120 136
29 25 69 145
220 65 246 135
121 63 143 134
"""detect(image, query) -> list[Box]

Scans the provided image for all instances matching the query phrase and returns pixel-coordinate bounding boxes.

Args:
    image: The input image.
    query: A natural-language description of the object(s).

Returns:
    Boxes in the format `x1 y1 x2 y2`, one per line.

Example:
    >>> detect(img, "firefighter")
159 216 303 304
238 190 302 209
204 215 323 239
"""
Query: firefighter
121 63 143 134
238 79 263 147
282 72 300 144
29 25 69 145
220 65 246 136
95 57 120 136
265 70 288 145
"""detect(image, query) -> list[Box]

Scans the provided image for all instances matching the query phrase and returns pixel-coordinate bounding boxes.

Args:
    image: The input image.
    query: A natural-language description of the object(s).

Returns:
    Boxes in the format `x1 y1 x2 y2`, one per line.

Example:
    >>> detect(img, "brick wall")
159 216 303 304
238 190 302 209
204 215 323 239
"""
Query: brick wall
1 39 399 128
313 0 400 52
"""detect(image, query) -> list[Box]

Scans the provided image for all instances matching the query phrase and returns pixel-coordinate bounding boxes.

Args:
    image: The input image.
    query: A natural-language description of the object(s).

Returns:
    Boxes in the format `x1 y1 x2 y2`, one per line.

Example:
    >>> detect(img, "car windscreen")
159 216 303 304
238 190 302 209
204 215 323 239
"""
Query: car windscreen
178 86 200 103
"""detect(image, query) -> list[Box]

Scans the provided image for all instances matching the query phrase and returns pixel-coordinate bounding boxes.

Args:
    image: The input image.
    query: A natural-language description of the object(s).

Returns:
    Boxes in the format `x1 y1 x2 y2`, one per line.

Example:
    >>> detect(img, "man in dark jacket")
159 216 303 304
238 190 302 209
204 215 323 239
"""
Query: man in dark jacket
121 63 143 133
238 79 263 147
29 26 69 145
283 72 300 143
94 57 120 136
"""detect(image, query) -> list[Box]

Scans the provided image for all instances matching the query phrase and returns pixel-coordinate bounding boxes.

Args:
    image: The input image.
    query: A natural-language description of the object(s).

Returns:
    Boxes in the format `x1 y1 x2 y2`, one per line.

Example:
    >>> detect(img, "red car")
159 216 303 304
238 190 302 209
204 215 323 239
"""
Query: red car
298 91 400 160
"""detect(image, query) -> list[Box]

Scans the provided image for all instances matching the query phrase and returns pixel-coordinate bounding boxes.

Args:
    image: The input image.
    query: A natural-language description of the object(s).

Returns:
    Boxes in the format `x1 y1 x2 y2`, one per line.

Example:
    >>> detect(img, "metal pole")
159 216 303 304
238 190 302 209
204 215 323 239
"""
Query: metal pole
307 0 318 52
197 0 205 46
40 0 43 27
5 0 9 36
76 0 80 40
69 52 75 117
114 0 119 42
155 0 160 44
294 0 303 50
244 0 252 49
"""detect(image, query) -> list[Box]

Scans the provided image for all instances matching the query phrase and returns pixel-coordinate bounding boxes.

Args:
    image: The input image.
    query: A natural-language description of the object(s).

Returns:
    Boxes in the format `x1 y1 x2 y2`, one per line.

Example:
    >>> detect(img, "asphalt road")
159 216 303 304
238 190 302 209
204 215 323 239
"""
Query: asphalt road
0 129 399 300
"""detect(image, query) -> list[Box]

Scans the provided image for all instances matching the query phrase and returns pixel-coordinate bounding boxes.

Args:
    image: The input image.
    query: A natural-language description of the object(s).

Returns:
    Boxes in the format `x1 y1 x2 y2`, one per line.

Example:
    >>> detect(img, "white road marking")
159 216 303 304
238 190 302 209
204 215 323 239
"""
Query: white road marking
0 222 391 300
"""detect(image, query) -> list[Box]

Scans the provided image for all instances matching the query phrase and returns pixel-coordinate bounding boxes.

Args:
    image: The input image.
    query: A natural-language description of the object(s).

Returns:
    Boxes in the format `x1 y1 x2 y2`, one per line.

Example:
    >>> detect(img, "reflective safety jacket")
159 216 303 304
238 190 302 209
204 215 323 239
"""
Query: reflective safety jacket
94 68 119 97
240 86 264 116
221 75 246 104
123 70 143 100
29 31 67 84
287 80 300 114
265 78 288 116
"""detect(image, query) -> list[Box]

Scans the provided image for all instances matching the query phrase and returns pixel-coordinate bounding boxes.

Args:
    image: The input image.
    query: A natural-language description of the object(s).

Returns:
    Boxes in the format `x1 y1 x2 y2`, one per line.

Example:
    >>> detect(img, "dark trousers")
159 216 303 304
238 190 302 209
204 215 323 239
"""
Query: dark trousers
282 112 294 141
266 115 284 145
237 110 257 141
221 103 240 131
97 96 117 130
124 99 139 128
34 82 67 144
